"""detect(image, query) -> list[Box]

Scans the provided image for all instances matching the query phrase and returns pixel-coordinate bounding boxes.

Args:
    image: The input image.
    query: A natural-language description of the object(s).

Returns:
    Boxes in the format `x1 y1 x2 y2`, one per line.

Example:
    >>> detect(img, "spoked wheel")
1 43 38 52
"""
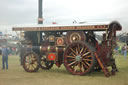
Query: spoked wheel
40 55 54 69
64 42 96 75
23 51 40 72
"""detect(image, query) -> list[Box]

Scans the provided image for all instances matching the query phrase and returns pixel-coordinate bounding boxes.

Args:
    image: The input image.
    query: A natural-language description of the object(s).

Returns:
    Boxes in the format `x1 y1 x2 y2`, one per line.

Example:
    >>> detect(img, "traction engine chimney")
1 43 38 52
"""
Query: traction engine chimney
38 0 43 24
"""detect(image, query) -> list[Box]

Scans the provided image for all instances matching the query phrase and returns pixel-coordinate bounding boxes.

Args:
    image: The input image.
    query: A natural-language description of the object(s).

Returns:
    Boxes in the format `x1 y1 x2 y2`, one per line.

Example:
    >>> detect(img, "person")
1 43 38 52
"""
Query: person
86 31 97 46
118 46 122 54
0 45 2 55
121 46 124 55
123 45 127 59
114 45 119 54
2 45 10 70
127 40 128 46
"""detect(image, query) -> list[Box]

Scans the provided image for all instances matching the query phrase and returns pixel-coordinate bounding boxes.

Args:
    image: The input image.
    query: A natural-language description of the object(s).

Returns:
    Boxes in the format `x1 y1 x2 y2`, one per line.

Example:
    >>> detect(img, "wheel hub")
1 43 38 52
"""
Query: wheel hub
28 58 34 64
29 60 33 64
75 55 81 61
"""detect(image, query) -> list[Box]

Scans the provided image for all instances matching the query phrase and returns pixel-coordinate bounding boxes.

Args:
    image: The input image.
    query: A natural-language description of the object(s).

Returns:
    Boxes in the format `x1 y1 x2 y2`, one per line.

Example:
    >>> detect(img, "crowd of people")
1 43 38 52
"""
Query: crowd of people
114 44 128 59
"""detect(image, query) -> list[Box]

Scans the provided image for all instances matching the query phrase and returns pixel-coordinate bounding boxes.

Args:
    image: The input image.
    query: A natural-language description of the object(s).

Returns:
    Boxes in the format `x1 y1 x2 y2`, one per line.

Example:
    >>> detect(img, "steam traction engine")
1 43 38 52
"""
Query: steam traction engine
12 21 122 77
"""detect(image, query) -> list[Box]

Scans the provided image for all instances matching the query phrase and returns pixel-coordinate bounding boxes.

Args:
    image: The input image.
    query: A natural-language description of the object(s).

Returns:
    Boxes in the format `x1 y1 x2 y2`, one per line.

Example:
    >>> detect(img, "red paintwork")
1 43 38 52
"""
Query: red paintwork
48 53 56 61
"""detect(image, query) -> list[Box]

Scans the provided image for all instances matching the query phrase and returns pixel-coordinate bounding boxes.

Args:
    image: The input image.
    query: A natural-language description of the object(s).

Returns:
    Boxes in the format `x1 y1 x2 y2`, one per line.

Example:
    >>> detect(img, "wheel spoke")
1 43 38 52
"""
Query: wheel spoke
82 62 88 69
25 62 29 66
25 60 29 63
70 48 77 55
80 47 84 54
84 55 92 58
32 64 36 68
83 59 92 62
41 61 44 64
66 56 75 58
77 44 80 54
71 53 76 57
41 55 46 60
82 52 90 57
26 56 29 60
69 58 76 62
74 65 78 72
76 47 79 55
26 63 30 69
30 65 34 70
72 62 77 69
26 56 29 61
27 56 30 62
34 63 37 68
78 62 83 72
68 61 76 66
32 56 36 60
81 62 85 72
83 47 87 53
31 64 35 69
34 61 38 65
85 61 90 67
29 64 31 70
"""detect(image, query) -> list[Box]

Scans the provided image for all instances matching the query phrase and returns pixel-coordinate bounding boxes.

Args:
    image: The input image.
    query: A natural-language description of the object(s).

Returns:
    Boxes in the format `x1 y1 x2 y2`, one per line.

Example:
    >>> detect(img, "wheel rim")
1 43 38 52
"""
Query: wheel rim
40 55 54 69
64 42 95 75
23 52 39 72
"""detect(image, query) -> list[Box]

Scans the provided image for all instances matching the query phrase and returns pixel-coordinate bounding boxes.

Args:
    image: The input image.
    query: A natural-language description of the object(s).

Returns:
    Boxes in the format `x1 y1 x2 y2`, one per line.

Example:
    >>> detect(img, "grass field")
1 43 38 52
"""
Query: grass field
0 54 128 85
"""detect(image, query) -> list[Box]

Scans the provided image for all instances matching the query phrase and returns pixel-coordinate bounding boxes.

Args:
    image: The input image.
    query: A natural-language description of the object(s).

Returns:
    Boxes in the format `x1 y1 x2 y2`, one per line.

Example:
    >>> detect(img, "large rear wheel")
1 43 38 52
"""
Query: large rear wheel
64 42 96 75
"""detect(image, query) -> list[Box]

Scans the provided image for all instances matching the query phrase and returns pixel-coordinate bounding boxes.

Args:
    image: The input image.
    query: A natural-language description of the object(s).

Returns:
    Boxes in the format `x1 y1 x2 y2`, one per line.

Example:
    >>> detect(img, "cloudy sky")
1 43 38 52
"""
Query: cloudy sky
0 0 128 35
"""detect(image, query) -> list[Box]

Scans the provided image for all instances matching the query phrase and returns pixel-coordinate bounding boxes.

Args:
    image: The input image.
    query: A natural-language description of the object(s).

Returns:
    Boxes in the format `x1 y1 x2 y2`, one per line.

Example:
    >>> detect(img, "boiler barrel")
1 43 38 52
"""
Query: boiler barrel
39 46 65 53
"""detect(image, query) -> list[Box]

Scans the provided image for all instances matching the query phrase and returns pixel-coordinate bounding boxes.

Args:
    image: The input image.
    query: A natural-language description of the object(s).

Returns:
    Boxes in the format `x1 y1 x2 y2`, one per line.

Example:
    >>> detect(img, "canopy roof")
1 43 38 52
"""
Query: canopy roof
12 21 122 32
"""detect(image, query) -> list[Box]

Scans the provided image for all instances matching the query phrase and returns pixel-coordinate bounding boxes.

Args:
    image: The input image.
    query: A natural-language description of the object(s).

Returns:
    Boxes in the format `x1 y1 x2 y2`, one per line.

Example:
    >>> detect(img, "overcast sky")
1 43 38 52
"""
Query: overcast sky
0 0 128 35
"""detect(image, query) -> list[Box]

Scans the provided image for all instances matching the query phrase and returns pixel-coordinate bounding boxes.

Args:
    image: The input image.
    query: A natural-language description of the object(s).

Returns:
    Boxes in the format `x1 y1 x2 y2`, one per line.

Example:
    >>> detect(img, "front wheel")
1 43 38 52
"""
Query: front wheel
64 42 96 75
23 51 40 72
40 55 54 70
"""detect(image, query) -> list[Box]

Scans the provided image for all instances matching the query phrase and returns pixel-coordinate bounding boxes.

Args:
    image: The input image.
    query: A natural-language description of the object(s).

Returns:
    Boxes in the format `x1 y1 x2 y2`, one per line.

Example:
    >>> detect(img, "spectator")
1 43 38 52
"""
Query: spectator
118 46 122 54
2 45 10 70
0 45 2 55
123 45 127 59
121 46 124 55
114 45 119 54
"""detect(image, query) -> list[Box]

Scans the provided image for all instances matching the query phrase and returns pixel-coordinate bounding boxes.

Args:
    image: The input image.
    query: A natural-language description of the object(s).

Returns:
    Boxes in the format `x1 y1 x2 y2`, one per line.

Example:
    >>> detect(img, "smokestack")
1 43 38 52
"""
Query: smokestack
38 0 43 24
